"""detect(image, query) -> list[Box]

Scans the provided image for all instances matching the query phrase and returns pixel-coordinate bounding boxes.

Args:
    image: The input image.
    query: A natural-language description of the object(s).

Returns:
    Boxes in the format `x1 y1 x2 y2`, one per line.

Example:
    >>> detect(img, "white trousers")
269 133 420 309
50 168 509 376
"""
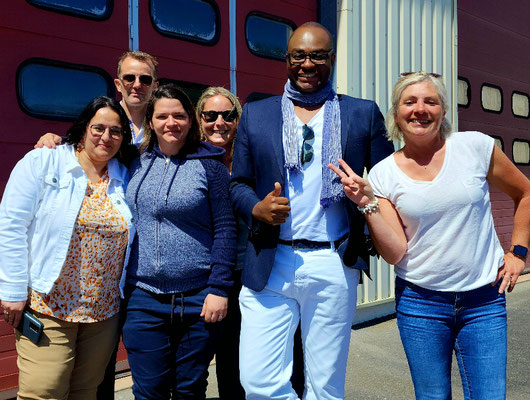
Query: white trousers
239 244 360 400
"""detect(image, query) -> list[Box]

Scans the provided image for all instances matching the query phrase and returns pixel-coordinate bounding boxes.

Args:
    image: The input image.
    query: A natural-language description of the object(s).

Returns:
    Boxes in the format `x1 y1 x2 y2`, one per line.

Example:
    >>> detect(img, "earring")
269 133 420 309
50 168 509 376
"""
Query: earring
76 139 84 153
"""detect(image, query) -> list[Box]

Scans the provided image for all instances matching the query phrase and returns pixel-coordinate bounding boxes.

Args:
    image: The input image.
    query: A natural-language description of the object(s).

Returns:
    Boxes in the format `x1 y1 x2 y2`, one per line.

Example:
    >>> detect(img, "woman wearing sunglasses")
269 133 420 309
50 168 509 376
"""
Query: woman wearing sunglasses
195 87 305 399
0 96 136 398
330 72 530 399
196 87 241 173
195 87 246 399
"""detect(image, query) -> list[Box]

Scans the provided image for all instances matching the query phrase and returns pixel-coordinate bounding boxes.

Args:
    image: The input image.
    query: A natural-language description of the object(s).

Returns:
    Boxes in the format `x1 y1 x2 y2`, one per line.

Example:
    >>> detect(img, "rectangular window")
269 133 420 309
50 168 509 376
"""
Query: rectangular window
512 92 529 118
457 77 470 107
513 140 530 165
481 84 503 113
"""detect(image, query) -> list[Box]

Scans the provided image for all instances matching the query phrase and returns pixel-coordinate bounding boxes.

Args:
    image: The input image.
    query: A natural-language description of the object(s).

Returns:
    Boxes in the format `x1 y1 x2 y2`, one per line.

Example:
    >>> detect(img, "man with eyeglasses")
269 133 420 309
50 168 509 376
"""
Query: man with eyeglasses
231 22 394 399
35 51 158 149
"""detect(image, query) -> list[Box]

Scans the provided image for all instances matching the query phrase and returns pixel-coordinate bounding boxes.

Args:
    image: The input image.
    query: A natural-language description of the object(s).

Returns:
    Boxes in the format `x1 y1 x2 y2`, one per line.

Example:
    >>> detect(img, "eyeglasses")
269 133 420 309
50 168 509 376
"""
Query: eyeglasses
89 124 123 139
120 74 154 86
301 125 314 165
287 50 333 66
400 72 442 78
201 108 238 123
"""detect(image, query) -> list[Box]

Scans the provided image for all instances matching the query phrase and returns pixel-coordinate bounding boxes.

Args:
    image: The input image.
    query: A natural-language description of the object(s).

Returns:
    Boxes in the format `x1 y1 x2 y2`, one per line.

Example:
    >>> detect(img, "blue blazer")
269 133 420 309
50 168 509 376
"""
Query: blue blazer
230 95 394 292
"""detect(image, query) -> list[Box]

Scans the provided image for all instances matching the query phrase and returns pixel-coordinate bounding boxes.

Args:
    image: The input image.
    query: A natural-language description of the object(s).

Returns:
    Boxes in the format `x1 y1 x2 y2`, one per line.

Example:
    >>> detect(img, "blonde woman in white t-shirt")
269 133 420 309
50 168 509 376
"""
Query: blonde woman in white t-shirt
329 72 530 400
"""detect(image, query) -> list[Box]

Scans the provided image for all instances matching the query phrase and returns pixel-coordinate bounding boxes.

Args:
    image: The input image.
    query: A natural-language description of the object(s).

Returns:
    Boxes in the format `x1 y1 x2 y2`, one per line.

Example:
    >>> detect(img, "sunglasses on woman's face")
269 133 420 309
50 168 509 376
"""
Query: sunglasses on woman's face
201 108 238 123
120 74 154 86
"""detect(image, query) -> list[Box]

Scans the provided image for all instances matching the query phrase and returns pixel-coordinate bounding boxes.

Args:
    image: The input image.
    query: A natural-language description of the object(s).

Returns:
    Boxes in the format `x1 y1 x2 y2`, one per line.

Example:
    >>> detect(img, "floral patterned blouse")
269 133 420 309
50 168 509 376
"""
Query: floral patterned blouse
30 174 128 322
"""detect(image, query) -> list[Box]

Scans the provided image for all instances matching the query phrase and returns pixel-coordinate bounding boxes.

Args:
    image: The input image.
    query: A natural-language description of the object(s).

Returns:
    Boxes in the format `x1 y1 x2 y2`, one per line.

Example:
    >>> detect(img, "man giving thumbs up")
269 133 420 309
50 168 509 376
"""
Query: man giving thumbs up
230 22 393 400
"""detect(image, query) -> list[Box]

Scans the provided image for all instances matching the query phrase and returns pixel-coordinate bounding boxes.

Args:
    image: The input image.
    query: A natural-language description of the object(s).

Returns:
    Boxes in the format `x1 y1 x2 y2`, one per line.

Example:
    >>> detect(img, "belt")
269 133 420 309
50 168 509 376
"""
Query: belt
278 236 347 250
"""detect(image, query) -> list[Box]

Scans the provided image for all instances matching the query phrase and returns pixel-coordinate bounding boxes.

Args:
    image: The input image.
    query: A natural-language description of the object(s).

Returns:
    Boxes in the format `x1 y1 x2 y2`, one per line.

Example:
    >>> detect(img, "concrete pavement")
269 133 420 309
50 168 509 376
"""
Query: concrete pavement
116 276 530 399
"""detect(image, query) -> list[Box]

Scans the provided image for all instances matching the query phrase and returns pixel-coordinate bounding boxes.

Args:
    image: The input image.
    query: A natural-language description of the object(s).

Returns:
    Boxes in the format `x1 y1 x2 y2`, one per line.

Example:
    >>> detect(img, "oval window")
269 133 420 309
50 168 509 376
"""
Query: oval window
246 14 295 61
17 59 114 121
26 0 111 20
150 0 219 45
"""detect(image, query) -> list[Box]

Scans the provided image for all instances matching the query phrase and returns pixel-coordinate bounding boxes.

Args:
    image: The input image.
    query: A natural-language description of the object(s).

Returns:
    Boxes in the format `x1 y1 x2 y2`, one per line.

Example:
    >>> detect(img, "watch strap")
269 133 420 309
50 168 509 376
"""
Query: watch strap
510 245 528 261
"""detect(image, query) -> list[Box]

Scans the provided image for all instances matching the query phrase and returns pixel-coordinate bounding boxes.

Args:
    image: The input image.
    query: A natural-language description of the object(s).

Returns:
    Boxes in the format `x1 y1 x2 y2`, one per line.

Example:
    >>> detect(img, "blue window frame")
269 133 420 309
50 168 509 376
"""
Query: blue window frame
16 59 114 121
245 13 296 61
150 0 220 45
26 0 112 20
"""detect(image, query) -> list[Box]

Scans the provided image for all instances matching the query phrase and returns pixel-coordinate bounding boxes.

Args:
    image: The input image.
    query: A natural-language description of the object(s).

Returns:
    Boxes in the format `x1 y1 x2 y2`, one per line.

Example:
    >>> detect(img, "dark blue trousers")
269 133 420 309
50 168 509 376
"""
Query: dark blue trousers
122 285 220 400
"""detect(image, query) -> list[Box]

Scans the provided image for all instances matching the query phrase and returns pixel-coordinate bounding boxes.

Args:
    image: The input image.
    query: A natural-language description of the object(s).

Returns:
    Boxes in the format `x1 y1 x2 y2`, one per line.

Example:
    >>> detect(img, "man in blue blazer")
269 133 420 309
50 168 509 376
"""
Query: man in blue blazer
230 22 394 399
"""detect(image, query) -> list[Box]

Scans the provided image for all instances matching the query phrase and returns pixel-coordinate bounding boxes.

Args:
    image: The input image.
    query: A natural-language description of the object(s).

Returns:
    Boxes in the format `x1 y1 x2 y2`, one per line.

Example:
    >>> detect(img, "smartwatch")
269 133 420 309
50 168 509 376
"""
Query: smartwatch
510 245 528 261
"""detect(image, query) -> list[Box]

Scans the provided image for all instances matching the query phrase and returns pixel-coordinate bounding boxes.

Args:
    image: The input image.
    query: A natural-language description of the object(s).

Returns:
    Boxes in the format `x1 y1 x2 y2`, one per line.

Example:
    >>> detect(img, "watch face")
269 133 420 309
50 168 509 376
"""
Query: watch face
513 245 528 258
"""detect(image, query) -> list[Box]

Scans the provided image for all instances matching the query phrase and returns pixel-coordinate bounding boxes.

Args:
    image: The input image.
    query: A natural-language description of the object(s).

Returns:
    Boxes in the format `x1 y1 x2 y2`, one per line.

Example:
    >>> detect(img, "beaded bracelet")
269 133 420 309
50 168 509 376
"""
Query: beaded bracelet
357 198 379 215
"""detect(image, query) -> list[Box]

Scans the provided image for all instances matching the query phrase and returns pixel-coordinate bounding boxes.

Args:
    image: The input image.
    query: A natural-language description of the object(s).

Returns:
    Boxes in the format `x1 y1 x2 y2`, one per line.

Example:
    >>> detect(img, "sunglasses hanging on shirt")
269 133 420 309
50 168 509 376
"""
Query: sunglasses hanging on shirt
301 125 315 165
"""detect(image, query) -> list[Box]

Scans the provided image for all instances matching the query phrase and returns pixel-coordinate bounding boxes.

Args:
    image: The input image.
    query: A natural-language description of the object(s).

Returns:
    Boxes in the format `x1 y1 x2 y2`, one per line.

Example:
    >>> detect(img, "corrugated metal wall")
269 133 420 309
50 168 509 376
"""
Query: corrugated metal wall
334 0 458 323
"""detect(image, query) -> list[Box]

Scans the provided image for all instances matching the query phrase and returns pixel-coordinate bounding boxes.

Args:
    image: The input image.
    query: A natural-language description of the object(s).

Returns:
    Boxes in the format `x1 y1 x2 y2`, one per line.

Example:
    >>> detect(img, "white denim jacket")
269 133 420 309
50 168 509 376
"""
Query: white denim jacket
0 144 135 302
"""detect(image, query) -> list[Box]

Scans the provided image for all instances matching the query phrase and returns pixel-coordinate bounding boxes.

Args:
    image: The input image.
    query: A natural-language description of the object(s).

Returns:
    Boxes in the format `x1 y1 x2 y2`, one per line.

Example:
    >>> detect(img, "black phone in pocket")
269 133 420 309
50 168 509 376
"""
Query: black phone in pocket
16 311 44 344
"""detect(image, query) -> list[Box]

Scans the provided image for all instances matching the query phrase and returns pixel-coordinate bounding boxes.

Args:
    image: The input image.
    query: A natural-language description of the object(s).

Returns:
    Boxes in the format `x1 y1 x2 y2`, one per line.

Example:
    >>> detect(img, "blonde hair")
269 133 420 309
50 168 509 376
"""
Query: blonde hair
196 87 242 141
386 72 452 142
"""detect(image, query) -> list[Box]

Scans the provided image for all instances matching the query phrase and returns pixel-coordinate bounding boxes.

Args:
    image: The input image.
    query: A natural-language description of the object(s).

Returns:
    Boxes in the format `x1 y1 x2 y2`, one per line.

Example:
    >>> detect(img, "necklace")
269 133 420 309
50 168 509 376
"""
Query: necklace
400 140 445 170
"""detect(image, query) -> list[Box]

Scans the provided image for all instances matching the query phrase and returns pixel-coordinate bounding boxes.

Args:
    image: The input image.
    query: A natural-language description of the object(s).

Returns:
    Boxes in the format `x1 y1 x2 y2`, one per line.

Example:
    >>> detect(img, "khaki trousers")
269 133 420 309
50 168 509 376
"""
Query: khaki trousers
15 311 119 400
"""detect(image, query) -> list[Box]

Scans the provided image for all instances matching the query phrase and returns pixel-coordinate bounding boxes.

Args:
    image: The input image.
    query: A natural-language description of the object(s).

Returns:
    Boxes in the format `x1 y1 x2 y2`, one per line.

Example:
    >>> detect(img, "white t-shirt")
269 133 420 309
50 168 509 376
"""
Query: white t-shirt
280 107 348 242
368 131 504 291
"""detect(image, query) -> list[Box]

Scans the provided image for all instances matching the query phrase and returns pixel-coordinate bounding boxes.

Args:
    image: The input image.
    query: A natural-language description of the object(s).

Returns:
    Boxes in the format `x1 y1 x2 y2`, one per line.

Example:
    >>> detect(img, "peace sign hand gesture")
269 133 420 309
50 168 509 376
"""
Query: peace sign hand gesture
328 159 376 207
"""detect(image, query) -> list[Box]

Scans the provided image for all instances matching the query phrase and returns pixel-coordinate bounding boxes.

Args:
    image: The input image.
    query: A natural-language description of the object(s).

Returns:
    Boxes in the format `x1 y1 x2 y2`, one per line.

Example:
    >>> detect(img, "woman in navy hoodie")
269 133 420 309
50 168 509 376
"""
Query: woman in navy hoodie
122 84 236 399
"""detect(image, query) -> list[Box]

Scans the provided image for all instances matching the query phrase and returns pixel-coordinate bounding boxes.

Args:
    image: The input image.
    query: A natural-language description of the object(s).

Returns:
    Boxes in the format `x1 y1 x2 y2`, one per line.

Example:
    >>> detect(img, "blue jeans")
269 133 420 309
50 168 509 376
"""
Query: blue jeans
122 285 220 400
395 277 507 400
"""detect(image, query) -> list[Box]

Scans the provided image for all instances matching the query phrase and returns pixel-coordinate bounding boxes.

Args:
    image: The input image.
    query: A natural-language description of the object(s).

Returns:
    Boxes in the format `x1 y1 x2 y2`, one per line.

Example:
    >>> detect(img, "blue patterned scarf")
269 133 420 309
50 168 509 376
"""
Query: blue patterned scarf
281 80 344 208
